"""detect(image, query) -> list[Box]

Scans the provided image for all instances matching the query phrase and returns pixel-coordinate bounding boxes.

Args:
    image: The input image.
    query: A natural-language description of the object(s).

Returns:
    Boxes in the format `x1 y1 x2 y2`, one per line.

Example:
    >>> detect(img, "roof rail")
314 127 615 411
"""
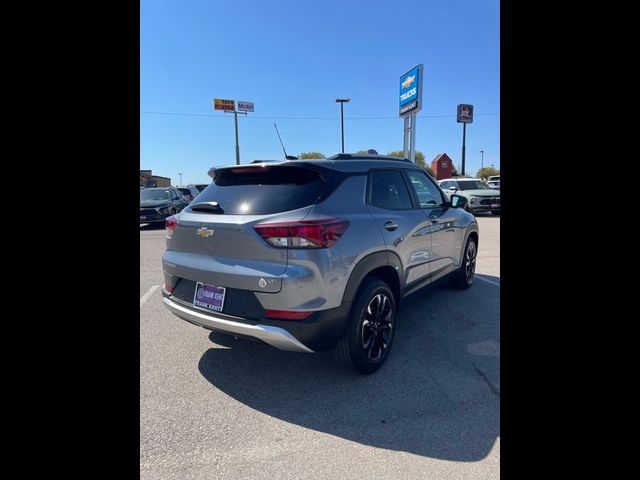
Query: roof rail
327 153 412 163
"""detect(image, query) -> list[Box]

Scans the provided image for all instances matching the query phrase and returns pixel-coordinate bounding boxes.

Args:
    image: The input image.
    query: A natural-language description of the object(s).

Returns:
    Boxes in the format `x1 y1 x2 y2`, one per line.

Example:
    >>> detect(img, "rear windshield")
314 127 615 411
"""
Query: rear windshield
191 165 327 215
177 188 191 195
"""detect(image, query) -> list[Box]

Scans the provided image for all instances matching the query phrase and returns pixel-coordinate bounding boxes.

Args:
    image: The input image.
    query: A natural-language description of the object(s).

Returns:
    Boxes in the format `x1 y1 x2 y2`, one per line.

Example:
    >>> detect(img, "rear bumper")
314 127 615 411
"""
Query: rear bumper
162 291 351 353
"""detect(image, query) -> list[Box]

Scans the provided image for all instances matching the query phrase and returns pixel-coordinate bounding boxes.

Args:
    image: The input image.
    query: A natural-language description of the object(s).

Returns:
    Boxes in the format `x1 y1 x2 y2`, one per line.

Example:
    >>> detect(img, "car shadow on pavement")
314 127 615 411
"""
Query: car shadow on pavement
198 274 500 462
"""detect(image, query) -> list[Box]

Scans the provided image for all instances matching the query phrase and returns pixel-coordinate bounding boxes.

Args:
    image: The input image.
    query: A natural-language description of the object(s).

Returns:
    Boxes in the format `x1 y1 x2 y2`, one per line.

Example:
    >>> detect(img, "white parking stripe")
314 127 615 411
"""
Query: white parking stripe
476 276 501 287
140 285 160 307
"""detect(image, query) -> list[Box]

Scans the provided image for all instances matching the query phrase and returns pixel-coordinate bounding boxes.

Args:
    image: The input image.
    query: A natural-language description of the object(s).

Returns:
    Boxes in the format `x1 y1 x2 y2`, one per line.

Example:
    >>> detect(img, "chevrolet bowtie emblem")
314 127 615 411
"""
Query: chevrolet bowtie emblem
196 227 214 238
402 75 415 89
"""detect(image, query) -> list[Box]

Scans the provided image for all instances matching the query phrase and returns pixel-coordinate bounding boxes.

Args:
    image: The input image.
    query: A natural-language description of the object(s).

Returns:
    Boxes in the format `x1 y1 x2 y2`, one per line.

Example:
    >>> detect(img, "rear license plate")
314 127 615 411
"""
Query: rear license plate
193 282 226 312
140 215 147 220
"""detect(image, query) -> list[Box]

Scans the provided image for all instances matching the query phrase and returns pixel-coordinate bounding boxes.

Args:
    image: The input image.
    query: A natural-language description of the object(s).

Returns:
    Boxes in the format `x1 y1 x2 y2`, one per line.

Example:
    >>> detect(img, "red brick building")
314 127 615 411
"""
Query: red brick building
431 153 457 180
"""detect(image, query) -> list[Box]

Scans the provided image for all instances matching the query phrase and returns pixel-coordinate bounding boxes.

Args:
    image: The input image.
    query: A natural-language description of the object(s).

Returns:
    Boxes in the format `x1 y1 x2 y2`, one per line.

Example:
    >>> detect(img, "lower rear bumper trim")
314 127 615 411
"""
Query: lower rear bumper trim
162 297 314 353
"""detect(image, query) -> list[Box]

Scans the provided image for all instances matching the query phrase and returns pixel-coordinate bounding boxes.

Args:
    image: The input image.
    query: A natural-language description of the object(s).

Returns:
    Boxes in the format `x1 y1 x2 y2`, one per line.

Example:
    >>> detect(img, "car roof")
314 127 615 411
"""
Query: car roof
213 154 424 174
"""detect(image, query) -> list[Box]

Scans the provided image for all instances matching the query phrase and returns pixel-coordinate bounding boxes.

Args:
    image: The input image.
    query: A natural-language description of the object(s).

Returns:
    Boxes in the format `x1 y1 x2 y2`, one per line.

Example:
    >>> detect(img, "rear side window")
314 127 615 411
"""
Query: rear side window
369 170 413 210
192 166 327 215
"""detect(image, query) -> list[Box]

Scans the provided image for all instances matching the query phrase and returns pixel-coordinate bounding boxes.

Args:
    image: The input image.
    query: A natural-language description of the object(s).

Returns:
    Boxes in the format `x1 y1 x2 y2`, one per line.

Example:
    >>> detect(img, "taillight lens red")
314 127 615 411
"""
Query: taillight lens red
254 218 350 248
265 309 313 320
165 215 178 238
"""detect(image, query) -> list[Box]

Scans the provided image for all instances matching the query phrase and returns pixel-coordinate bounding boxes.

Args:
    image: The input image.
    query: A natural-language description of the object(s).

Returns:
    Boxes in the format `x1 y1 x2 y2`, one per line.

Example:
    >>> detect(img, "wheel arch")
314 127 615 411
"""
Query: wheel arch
342 251 404 310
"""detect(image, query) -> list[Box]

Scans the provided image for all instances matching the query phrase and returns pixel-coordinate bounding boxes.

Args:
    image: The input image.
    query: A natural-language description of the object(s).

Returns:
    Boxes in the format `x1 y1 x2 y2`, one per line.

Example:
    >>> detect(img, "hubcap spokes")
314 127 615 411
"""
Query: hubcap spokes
362 294 393 360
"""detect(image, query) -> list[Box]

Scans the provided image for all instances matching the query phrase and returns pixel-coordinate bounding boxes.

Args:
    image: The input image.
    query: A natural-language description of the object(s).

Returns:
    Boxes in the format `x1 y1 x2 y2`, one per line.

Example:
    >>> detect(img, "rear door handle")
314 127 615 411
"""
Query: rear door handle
384 221 398 231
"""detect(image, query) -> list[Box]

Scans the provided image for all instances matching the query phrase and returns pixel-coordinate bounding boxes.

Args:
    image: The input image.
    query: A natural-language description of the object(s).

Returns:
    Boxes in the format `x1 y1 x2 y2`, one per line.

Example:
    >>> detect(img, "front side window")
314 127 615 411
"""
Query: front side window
406 171 444 208
369 170 413 210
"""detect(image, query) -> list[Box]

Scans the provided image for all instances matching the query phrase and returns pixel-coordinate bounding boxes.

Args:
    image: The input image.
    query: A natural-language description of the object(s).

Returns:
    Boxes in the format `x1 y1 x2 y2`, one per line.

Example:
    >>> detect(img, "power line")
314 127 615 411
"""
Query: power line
140 111 499 120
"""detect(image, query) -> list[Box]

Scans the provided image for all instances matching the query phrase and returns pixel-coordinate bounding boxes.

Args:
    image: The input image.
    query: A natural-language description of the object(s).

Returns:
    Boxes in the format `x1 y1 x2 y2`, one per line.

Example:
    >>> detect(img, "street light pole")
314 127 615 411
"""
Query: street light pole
179 172 183 186
335 98 350 153
480 150 484 179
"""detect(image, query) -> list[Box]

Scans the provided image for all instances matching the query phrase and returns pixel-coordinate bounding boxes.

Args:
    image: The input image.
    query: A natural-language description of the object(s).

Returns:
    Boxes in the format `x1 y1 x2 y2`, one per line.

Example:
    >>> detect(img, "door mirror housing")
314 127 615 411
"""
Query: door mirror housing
450 194 468 209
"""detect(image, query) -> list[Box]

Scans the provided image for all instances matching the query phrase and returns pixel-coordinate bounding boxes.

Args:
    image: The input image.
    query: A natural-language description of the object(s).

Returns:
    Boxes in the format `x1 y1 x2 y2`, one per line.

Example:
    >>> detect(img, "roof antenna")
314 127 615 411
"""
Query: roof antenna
274 123 297 160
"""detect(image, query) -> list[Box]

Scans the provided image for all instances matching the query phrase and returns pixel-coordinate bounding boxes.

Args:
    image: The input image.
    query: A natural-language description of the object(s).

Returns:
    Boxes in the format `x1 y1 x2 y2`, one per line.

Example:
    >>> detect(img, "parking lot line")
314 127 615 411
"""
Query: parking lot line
140 285 160 307
476 276 500 287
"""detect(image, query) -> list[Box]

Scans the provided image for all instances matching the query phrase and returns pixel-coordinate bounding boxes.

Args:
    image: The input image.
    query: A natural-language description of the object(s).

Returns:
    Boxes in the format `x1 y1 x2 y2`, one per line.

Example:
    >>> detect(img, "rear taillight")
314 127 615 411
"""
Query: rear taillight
164 284 175 294
165 215 178 238
254 218 350 248
265 309 313 320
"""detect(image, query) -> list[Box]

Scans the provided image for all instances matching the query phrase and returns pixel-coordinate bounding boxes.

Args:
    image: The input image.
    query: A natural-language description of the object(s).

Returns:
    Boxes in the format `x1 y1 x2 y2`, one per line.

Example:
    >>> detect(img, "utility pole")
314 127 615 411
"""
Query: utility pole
335 98 350 153
179 172 183 186
480 150 484 179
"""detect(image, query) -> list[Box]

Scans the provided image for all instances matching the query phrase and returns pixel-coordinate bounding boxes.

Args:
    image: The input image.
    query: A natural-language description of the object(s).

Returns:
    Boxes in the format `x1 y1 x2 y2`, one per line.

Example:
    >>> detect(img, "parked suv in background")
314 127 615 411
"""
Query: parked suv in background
439 178 500 215
177 186 201 204
140 187 188 225
161 154 479 373
487 175 500 190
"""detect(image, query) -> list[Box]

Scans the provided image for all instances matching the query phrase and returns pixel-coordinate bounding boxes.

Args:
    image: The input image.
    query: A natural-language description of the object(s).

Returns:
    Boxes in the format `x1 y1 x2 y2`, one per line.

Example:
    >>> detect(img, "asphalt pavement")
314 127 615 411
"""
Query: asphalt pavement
140 214 500 479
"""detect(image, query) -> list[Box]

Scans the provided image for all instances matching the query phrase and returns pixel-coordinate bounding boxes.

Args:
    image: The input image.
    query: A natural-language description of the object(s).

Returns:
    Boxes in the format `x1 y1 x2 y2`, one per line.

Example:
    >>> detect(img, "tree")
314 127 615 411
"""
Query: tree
476 166 499 181
386 150 434 176
298 152 326 159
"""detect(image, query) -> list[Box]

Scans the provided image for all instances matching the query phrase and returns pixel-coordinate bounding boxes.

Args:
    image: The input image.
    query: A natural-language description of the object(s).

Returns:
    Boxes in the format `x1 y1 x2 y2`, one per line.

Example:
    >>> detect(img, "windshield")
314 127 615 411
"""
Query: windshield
457 180 491 190
140 189 171 201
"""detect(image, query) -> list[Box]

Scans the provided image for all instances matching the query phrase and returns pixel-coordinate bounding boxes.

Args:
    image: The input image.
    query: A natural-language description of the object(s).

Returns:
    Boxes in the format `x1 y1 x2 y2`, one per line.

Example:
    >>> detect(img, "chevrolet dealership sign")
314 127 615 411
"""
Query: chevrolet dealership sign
399 64 423 117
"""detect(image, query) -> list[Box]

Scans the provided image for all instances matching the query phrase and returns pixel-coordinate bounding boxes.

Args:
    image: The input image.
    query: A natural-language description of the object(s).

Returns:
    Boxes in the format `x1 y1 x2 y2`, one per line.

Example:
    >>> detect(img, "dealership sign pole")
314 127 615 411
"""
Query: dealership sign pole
457 104 473 175
399 64 424 163
214 99 254 165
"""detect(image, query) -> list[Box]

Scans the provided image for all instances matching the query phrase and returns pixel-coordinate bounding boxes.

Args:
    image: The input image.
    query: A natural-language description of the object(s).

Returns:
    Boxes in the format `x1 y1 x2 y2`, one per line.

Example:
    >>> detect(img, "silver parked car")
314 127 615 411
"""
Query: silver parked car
438 178 500 215
487 175 500 190
161 154 479 374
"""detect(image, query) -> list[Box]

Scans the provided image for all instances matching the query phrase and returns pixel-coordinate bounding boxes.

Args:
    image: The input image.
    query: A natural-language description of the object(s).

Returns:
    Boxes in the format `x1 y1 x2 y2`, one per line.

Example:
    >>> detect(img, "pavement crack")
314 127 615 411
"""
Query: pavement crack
471 362 500 397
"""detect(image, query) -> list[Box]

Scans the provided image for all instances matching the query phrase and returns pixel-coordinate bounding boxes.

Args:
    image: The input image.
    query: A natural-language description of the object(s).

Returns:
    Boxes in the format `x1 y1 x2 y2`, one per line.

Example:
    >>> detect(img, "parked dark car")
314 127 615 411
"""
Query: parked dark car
177 186 200 204
140 187 188 224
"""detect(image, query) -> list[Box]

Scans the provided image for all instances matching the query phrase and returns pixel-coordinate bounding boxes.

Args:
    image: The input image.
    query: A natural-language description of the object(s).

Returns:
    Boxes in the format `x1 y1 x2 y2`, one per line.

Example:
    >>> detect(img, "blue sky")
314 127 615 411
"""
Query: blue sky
141 0 500 185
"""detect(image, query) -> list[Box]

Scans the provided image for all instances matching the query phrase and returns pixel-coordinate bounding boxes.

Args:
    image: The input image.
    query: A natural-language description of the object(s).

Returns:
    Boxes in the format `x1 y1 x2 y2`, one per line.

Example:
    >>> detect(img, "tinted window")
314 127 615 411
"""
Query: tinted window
192 165 327 215
140 189 171 201
369 170 413 210
458 180 490 190
195 184 208 193
407 171 444 208
178 188 191 196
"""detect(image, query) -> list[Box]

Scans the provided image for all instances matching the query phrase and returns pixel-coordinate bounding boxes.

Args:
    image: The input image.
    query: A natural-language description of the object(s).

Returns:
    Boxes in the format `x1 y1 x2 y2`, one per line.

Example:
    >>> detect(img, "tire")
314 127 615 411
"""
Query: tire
333 278 396 374
449 236 477 289
491 211 500 216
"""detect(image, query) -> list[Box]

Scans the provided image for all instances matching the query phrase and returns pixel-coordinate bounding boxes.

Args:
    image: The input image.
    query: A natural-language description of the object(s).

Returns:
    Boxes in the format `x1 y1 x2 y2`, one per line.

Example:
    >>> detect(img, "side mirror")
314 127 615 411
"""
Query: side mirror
450 194 468 209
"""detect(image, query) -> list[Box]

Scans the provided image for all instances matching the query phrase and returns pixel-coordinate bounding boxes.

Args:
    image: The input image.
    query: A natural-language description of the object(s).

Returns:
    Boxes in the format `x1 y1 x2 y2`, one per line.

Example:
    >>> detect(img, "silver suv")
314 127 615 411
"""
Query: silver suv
161 154 479 374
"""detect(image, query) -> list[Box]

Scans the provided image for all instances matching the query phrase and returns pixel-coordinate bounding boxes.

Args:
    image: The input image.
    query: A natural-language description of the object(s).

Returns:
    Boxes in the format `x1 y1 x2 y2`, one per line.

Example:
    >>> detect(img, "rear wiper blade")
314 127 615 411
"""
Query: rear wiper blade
189 201 224 214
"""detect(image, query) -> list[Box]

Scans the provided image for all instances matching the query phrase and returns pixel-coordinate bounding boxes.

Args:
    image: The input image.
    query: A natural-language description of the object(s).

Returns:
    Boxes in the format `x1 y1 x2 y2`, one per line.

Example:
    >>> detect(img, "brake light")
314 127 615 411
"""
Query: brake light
265 309 313 320
165 215 178 238
164 284 175 294
254 218 350 248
